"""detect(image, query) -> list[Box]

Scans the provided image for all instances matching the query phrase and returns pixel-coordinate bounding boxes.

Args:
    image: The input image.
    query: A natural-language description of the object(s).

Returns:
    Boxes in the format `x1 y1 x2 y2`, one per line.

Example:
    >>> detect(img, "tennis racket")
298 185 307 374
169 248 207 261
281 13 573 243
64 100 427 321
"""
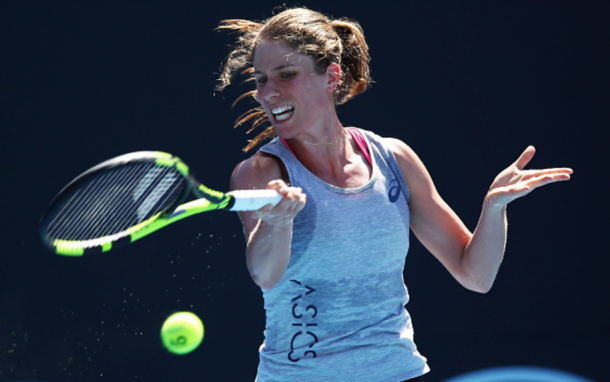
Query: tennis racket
40 151 281 256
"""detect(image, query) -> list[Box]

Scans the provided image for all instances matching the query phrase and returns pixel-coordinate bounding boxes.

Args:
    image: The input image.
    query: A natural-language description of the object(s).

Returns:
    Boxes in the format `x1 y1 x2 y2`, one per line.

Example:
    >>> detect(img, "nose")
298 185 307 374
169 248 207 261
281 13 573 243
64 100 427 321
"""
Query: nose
259 78 280 103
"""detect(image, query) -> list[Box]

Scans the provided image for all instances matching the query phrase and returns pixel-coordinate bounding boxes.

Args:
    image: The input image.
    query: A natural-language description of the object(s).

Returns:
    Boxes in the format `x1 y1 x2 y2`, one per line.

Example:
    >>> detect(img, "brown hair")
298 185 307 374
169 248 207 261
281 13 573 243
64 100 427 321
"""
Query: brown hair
216 7 372 151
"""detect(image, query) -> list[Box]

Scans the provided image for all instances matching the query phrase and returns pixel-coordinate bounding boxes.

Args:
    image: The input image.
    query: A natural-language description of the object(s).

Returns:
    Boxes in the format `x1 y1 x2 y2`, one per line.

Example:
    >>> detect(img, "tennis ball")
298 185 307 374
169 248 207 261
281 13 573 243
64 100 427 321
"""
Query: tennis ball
160 311 204 355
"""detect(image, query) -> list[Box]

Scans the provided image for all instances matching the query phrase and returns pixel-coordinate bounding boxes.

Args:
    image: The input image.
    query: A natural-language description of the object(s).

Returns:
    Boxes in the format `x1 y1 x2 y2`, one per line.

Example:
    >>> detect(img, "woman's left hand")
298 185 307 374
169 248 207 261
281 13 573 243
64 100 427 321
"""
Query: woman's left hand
486 146 573 208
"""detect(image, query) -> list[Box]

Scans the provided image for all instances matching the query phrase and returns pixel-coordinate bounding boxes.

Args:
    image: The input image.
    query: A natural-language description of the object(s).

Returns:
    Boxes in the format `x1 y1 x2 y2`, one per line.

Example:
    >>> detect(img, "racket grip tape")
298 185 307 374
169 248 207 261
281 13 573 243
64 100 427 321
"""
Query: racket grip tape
227 190 283 211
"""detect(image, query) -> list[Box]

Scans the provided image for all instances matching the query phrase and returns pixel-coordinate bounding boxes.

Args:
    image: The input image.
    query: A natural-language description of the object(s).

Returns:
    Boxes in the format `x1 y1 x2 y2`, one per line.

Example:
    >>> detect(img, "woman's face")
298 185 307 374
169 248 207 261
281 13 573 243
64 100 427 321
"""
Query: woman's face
253 39 338 139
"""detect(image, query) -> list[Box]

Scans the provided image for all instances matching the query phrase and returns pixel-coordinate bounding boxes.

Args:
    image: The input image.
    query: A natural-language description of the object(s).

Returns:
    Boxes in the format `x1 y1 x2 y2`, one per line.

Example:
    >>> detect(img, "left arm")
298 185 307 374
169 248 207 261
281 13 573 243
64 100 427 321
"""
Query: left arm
387 140 572 293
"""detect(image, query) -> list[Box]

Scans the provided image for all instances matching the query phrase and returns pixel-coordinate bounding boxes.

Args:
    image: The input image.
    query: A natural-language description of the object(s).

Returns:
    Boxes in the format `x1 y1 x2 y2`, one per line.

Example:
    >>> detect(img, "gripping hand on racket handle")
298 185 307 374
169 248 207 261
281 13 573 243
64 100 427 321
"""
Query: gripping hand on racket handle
252 180 307 228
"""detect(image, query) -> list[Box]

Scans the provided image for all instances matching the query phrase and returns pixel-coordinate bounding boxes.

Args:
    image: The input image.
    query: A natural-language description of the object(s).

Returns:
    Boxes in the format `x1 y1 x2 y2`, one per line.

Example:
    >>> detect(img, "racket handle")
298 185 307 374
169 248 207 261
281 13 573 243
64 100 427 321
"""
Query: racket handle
227 190 283 211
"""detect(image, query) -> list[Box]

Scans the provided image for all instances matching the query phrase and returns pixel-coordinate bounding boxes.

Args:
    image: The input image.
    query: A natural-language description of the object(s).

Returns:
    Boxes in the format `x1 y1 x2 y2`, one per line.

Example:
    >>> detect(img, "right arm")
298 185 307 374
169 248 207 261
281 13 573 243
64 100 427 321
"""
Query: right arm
230 153 307 290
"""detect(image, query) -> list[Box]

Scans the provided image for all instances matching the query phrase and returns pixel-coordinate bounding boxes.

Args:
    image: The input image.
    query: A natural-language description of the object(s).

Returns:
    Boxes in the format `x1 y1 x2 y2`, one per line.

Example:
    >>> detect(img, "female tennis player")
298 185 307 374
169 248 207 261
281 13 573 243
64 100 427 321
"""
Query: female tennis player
216 7 572 382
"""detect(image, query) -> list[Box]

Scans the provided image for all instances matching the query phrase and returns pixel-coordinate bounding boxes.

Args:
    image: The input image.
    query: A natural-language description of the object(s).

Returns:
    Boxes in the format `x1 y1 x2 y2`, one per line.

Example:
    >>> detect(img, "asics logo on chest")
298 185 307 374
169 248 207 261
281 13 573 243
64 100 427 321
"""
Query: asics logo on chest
388 179 401 203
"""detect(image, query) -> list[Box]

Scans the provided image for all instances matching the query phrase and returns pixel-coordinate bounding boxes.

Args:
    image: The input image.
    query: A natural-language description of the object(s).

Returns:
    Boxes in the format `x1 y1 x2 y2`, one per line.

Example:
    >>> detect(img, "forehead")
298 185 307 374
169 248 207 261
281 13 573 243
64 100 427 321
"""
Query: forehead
253 39 313 73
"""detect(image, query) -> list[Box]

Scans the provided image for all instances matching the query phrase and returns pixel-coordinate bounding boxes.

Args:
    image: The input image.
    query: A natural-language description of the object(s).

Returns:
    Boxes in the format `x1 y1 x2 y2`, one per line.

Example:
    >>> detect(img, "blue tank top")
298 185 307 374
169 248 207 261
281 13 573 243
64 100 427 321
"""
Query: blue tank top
256 128 429 381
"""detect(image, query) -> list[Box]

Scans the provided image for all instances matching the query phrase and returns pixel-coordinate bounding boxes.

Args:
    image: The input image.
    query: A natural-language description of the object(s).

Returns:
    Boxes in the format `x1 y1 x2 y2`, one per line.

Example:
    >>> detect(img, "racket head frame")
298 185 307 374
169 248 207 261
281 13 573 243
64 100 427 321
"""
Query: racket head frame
39 151 202 256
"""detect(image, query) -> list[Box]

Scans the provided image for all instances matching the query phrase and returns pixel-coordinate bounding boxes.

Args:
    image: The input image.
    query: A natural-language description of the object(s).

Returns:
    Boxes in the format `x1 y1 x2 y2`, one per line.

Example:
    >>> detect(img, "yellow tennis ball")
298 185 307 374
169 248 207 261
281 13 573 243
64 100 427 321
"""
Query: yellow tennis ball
160 312 204 355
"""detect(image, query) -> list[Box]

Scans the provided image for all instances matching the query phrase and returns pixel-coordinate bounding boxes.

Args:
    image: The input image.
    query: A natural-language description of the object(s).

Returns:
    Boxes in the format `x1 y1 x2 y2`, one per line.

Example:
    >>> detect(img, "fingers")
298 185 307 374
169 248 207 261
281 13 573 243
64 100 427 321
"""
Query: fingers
266 179 288 191
487 169 571 207
524 167 573 176
521 168 573 182
253 180 306 225
514 145 536 170
523 171 572 189
266 180 305 206
514 146 574 177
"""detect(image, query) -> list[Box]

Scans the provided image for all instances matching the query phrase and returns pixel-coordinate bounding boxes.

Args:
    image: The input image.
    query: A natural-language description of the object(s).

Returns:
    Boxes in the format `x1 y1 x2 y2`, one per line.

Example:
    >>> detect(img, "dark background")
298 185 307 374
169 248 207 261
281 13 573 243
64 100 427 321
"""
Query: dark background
1 1 608 381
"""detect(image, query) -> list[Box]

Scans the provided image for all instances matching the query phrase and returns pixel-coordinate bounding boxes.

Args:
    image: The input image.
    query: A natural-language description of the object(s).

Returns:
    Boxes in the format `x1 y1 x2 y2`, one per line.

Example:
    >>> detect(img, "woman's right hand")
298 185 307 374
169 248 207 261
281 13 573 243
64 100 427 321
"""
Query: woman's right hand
253 179 307 227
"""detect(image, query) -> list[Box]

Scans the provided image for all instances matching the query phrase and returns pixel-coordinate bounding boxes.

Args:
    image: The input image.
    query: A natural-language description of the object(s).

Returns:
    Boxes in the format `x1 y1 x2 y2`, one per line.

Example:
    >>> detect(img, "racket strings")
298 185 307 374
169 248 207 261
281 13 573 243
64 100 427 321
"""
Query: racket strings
51 164 146 241
66 166 138 239
83 164 153 238
136 170 181 220
46 163 186 243
47 171 123 241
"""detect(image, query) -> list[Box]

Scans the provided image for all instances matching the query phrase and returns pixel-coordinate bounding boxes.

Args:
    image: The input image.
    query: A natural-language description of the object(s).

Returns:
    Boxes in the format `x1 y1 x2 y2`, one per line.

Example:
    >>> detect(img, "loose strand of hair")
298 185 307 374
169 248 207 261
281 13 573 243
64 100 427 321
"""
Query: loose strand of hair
231 89 258 109
244 126 276 152
235 108 263 128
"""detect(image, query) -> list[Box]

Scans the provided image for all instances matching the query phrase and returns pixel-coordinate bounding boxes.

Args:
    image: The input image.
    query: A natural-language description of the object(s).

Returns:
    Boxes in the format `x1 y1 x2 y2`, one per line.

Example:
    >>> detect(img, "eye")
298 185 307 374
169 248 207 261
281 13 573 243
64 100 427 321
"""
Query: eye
280 72 295 79
255 77 267 85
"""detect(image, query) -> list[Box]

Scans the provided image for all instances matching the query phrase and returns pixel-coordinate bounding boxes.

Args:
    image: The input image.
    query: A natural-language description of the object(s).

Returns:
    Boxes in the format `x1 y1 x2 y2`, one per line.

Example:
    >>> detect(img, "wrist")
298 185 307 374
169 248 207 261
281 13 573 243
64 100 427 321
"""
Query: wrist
260 216 294 231
483 193 507 212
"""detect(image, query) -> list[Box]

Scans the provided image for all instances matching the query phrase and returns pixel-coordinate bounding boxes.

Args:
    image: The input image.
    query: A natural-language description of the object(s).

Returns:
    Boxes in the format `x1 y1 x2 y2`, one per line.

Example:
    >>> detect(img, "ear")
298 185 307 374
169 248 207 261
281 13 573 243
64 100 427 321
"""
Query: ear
326 63 341 93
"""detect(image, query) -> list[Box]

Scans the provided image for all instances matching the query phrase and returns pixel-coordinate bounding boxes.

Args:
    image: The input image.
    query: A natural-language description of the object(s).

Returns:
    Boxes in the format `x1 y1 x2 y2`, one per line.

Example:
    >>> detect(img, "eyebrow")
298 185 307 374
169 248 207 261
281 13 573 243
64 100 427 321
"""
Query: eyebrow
253 64 294 75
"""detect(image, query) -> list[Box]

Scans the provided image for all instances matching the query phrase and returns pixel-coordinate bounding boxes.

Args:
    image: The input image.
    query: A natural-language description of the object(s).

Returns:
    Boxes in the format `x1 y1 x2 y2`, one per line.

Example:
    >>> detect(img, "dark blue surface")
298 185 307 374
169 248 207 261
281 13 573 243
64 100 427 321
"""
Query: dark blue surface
1 1 607 381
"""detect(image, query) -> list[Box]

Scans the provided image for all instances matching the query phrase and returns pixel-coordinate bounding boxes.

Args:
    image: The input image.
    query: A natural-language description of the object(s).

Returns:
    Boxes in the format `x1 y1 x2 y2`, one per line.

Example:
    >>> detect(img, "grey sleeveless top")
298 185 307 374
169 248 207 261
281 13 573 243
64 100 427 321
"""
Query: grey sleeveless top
255 128 429 381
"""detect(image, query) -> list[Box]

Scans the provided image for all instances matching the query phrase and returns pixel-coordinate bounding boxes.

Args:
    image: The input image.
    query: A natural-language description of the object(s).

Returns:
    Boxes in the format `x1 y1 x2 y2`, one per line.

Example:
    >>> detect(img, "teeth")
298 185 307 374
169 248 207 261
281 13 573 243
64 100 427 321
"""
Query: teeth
270 105 294 115
270 105 294 122
275 111 292 121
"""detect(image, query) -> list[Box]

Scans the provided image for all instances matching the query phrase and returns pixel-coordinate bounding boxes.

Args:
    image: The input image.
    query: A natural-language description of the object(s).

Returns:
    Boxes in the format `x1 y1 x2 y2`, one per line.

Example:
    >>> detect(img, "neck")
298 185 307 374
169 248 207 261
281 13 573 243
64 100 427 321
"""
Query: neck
286 117 347 155
285 124 358 179
283 126 372 189
301 134 341 146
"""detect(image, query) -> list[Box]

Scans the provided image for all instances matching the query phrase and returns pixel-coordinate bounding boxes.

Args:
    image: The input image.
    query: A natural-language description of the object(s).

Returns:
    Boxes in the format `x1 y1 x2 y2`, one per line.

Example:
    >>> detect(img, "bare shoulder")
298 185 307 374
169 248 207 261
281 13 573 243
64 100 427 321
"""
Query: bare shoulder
383 137 426 174
382 137 436 200
230 152 286 191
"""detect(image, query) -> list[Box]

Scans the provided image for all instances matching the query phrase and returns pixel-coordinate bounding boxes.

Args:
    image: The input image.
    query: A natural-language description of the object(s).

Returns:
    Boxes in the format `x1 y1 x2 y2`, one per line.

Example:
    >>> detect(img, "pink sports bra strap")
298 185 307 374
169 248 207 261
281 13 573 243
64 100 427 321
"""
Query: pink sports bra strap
280 137 296 157
280 128 372 166
346 127 372 166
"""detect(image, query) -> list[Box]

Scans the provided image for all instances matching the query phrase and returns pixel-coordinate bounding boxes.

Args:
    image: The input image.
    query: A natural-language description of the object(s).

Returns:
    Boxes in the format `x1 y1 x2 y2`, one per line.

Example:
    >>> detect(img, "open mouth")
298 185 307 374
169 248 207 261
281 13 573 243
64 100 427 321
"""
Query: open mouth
270 105 294 122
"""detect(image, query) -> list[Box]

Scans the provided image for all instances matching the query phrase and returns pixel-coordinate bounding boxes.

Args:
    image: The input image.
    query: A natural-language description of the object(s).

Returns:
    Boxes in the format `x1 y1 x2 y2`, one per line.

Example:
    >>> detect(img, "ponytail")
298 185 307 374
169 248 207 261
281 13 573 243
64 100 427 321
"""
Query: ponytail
330 19 372 105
